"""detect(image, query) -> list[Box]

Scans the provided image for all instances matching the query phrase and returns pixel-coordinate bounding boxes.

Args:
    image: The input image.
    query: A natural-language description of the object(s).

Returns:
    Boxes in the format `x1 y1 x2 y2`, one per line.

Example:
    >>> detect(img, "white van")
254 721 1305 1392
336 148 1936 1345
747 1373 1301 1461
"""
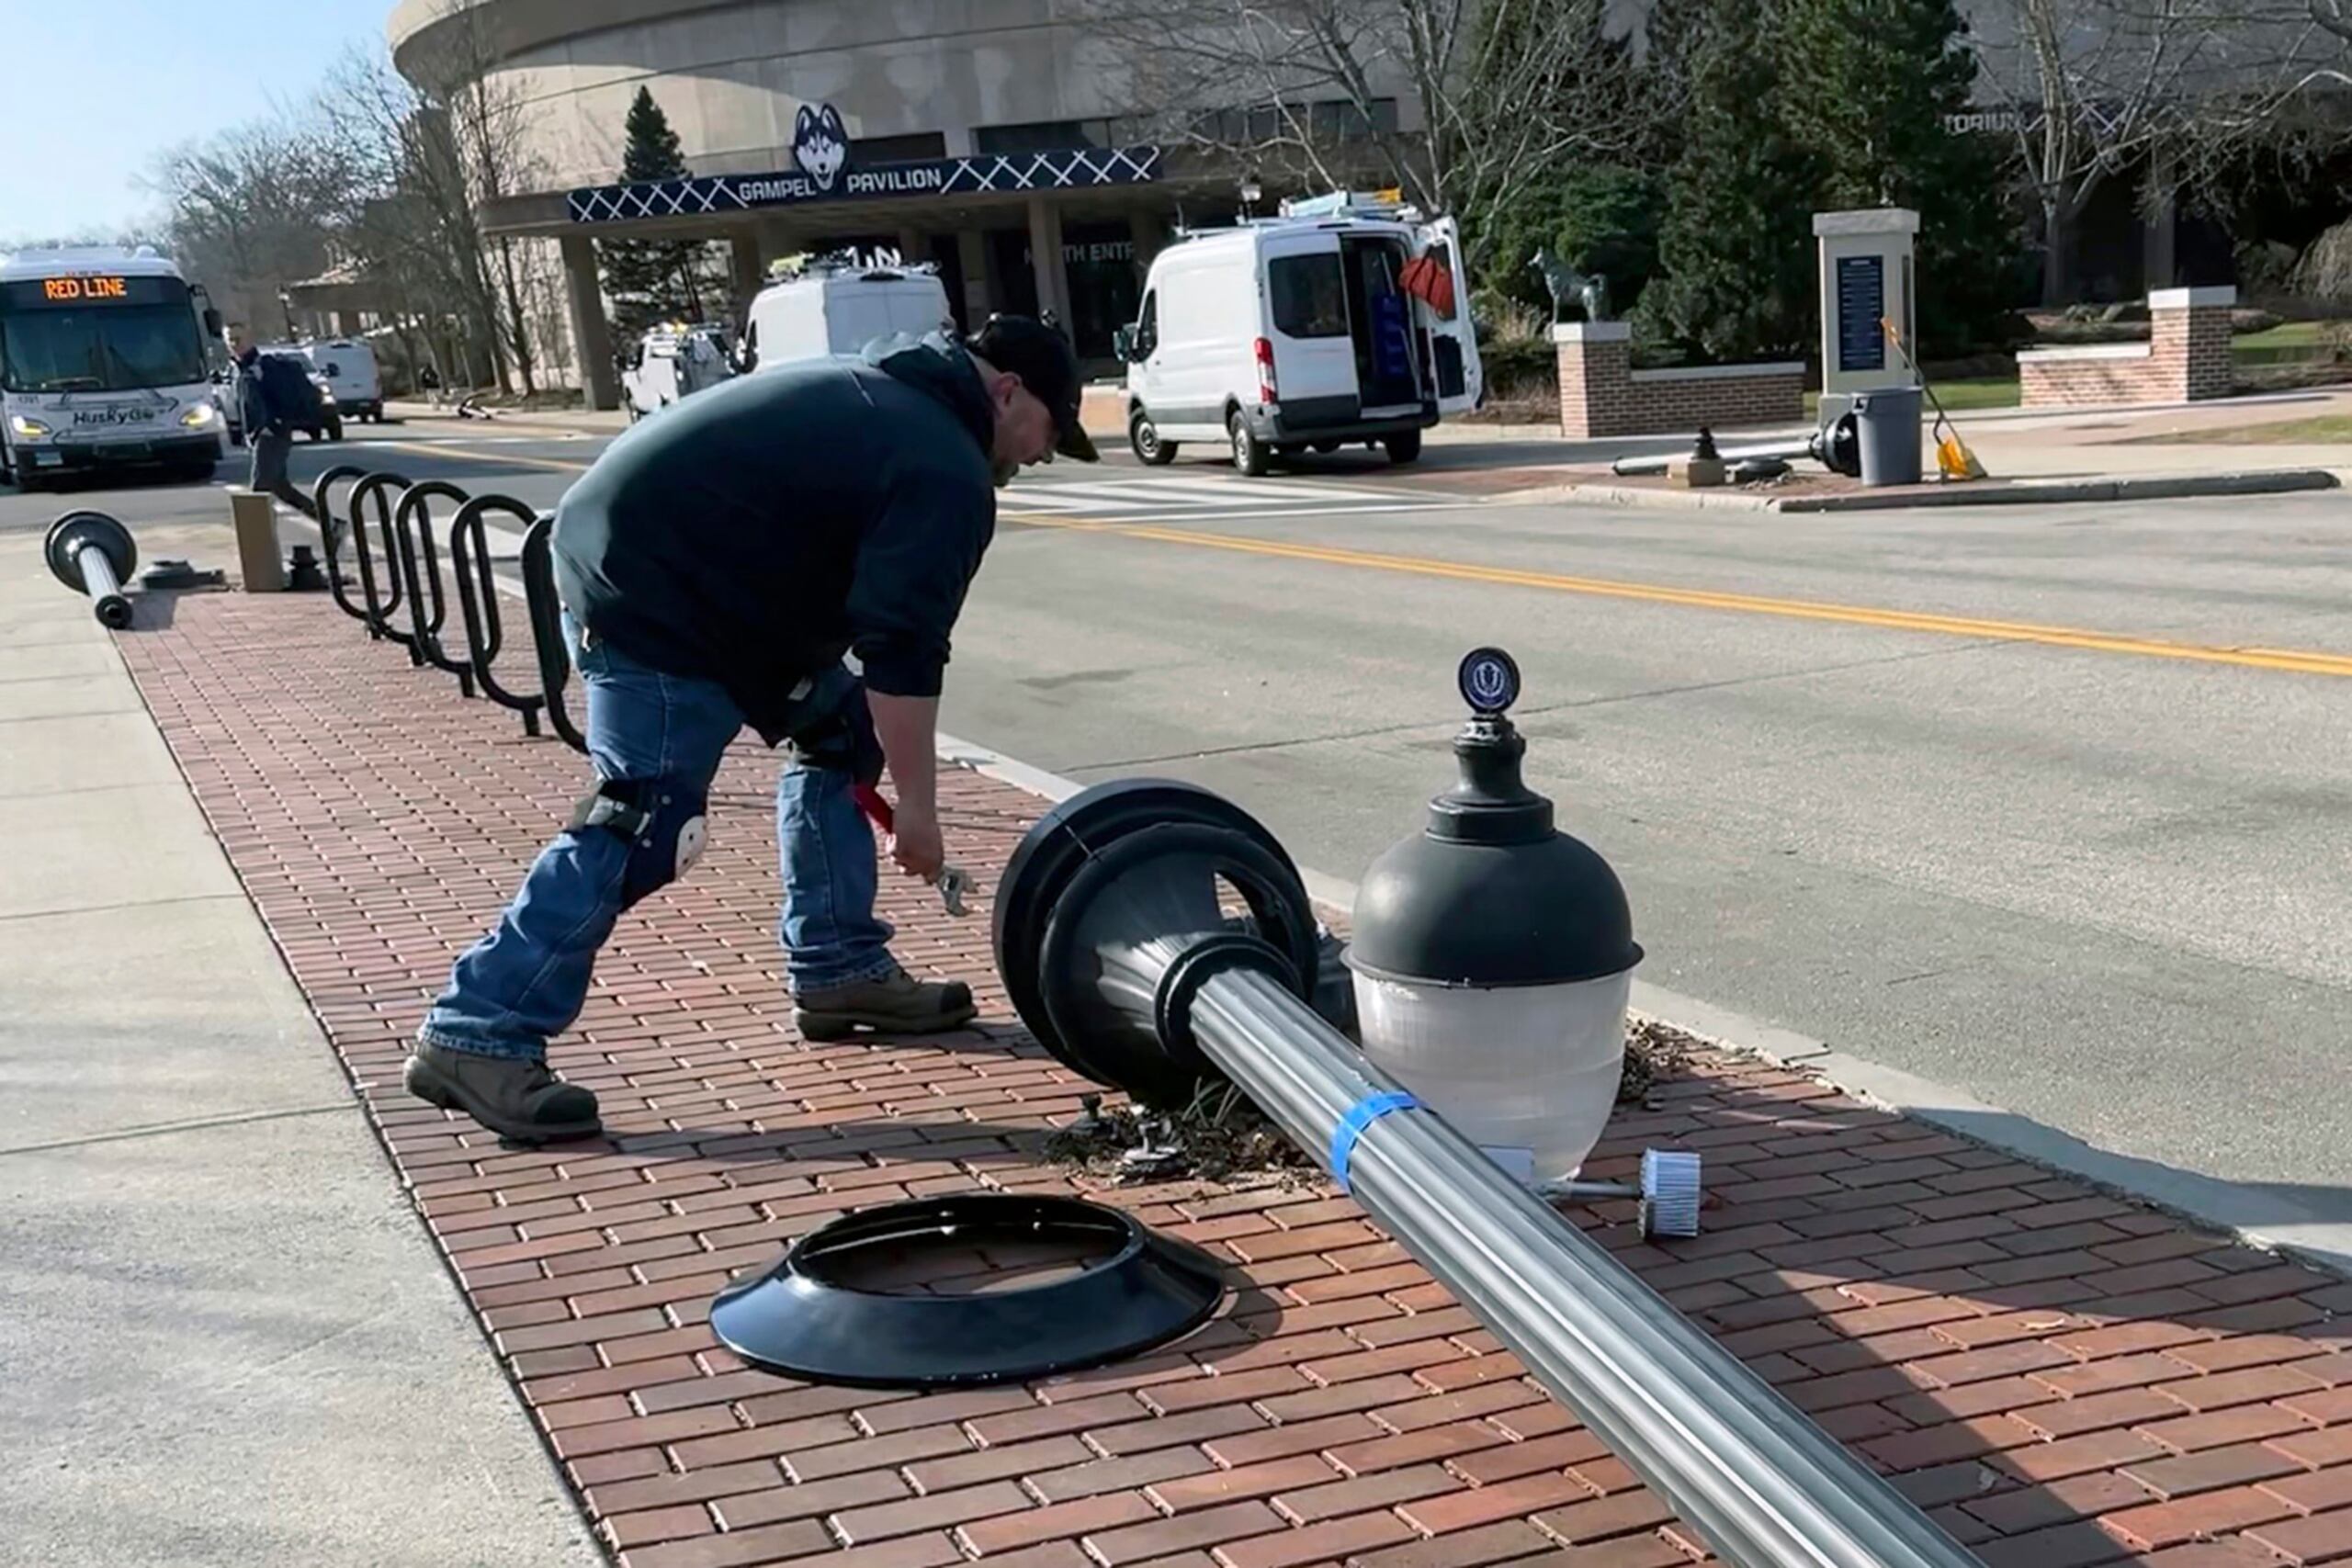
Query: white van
620 323 735 421
1114 193 1480 474
288 338 382 423
743 261 954 373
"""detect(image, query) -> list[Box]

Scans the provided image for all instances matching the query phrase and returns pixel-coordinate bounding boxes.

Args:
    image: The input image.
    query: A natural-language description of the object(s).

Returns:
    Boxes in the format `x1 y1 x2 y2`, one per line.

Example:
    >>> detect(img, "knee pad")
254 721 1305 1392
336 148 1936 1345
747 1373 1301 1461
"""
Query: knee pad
570 774 709 908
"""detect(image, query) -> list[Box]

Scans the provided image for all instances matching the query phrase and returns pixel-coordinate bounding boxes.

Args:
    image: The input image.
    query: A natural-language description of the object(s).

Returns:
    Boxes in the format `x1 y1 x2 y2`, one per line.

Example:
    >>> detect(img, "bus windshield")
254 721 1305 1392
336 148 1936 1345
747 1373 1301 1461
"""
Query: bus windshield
0 304 208 393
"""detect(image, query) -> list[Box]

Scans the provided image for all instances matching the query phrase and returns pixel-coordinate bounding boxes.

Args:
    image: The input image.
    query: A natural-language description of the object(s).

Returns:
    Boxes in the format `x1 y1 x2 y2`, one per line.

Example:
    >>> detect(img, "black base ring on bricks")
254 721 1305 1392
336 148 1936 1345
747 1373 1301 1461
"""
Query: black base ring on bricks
44 511 138 628
707 1194 1226 1389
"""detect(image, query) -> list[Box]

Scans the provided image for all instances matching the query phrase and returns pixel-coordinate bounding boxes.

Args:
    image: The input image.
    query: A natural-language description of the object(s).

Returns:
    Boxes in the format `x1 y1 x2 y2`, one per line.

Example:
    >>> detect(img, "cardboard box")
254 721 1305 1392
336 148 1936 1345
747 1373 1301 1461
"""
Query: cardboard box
229 490 285 592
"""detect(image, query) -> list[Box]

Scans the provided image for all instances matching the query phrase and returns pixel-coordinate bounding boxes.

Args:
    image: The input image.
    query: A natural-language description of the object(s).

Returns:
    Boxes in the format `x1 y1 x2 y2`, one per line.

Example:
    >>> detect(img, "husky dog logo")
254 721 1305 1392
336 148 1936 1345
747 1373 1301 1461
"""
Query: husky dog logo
793 104 849 192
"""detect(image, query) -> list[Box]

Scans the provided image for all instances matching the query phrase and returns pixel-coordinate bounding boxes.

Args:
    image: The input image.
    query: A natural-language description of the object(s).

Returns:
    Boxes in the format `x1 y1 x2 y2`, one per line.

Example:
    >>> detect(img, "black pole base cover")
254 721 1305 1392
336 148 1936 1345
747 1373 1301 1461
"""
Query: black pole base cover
43 511 136 594
994 778 1321 1105
708 1194 1227 1389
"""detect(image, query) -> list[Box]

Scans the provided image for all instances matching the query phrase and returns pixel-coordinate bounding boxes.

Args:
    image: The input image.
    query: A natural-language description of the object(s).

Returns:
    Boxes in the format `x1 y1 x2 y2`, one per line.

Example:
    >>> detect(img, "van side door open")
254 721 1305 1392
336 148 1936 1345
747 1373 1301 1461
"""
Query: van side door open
1335 233 1423 418
1408 216 1482 416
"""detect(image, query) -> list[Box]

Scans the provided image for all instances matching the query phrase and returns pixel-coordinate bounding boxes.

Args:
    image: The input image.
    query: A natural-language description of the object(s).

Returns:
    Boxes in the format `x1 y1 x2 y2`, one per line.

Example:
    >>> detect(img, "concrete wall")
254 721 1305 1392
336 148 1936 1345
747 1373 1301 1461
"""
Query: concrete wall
392 0 1415 193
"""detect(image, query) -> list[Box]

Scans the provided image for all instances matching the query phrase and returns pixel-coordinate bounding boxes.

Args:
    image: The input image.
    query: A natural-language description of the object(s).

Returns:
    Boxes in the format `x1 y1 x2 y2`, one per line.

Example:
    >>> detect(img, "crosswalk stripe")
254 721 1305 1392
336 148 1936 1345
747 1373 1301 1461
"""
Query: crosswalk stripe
1012 478 1442 514
1095 476 1402 505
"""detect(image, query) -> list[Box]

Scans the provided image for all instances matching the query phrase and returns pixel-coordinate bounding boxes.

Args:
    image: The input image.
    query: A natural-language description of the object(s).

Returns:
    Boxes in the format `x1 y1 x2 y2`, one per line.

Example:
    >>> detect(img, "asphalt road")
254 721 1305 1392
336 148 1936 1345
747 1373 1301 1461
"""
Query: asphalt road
16 423 2351 1245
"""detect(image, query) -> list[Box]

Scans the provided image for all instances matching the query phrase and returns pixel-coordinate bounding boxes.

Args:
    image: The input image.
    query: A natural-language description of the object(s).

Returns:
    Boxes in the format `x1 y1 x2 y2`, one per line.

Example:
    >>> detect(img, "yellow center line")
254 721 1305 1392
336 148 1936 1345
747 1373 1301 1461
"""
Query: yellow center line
373 438 591 475
1008 513 2352 680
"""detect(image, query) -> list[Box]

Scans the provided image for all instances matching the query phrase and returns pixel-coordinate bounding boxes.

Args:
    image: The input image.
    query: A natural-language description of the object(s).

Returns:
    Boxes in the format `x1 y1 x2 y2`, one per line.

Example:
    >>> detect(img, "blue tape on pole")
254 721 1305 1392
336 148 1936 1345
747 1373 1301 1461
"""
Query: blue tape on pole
1329 1091 1419 1193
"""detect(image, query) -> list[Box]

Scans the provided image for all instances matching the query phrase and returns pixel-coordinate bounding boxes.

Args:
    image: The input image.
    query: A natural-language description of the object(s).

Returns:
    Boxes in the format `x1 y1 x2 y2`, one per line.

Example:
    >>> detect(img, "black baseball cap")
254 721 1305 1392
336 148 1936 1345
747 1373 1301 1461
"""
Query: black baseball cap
966 314 1099 462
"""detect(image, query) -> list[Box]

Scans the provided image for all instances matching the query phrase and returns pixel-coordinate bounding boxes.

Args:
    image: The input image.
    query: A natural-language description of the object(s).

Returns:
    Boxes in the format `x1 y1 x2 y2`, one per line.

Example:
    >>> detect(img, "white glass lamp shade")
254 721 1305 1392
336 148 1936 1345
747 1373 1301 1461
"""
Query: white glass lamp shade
1351 968 1634 1185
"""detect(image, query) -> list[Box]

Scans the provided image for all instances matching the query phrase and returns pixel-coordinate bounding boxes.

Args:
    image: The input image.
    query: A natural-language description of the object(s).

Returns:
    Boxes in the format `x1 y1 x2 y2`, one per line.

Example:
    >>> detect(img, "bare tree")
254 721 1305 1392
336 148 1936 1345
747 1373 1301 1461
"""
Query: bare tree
1077 0 1668 264
2281 0 2352 92
434 14 550 395
315 50 503 389
0 222 173 253
316 0 559 396
1967 0 2330 304
143 121 351 334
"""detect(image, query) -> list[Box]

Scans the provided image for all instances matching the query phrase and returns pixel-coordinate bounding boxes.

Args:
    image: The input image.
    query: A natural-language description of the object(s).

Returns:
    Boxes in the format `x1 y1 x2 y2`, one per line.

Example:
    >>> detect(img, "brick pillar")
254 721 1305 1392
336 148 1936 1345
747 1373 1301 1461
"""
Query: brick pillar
1554 321 1632 438
2149 285 2235 401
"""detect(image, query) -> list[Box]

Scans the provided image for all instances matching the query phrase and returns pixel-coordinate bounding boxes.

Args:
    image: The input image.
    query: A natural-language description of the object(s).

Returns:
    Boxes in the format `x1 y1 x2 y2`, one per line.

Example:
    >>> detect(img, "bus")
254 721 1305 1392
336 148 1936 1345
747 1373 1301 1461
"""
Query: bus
0 246 230 490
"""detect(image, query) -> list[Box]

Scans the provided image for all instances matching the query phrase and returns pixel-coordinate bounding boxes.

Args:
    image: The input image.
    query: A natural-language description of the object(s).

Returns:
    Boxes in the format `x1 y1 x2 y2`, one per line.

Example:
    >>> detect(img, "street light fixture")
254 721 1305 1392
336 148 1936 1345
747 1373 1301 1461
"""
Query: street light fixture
1346 649 1645 1186
1238 176 1262 218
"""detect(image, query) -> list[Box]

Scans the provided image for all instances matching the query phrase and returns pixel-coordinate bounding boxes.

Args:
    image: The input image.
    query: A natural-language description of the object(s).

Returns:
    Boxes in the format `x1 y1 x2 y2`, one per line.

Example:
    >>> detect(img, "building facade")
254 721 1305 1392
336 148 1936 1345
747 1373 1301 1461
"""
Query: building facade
387 0 1413 408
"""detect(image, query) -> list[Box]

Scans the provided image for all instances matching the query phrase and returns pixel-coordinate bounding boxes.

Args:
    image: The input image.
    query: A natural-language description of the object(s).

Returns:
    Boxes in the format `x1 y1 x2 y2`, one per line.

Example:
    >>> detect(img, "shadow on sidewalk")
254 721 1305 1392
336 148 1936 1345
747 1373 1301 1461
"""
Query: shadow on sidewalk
1557 1071 2352 1561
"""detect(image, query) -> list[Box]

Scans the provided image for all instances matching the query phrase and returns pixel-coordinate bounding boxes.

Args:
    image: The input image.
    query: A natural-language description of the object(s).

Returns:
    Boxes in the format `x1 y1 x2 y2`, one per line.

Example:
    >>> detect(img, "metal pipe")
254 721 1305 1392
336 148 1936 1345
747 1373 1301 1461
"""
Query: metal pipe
1611 439 1813 478
74 542 131 628
1185 966 1976 1568
447 493 547 738
518 513 589 754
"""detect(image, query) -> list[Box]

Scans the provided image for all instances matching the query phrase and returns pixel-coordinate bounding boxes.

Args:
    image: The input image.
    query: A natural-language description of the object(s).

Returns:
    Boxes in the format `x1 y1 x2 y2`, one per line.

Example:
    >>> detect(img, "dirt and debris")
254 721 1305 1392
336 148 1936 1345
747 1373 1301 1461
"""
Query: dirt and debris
1045 1018 1701 1183
1044 1084 1322 1185
1622 1016 1700 1106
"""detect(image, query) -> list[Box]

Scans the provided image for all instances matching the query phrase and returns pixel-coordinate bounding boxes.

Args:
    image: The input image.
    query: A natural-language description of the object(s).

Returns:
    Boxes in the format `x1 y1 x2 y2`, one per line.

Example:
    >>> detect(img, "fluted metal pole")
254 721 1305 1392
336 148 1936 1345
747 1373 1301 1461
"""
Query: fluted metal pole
1187 967 1975 1568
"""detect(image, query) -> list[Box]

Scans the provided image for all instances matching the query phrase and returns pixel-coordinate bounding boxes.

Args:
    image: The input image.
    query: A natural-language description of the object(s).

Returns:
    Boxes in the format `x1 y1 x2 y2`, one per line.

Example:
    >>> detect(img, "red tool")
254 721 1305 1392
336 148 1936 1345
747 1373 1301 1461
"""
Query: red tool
854 784 977 916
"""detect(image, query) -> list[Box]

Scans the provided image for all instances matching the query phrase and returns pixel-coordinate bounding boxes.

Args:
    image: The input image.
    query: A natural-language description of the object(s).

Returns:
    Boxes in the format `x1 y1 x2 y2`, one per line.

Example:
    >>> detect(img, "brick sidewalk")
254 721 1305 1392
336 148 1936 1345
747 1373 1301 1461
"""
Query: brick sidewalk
118 590 2352 1568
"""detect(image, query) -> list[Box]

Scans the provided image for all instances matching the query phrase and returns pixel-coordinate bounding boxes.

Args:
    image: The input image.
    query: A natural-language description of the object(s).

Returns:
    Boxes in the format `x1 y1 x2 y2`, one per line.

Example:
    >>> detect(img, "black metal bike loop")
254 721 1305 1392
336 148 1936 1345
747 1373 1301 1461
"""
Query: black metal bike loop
309 464 373 625
345 471 413 648
391 479 478 695
447 493 548 737
517 514 588 755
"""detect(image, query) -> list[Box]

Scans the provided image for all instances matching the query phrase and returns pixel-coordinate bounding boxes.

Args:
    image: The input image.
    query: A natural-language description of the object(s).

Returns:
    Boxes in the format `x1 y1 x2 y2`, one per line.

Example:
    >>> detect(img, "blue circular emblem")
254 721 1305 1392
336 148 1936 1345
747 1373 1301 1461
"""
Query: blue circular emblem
1457 647 1521 716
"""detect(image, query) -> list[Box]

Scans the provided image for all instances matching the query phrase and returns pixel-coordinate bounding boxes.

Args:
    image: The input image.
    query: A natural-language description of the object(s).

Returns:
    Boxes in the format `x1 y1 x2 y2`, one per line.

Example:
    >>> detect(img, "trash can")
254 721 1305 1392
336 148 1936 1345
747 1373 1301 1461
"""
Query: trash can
1852 385 1923 487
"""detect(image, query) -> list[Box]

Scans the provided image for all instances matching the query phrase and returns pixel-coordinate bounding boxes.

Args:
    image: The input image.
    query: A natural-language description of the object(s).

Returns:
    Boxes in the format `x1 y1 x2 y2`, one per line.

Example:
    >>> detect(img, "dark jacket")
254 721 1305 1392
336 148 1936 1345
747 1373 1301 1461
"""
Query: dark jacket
232 350 277 434
550 332 999 743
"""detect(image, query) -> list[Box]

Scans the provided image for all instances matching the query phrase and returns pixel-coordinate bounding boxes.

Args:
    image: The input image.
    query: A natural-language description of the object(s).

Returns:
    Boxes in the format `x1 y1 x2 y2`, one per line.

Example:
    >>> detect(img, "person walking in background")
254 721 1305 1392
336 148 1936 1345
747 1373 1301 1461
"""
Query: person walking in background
227 327 320 523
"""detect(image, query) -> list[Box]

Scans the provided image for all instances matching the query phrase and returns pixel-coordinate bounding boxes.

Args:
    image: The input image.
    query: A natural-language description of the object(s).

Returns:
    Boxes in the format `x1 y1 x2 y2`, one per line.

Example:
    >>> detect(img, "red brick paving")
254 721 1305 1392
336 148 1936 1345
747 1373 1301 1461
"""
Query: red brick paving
114 589 2352 1568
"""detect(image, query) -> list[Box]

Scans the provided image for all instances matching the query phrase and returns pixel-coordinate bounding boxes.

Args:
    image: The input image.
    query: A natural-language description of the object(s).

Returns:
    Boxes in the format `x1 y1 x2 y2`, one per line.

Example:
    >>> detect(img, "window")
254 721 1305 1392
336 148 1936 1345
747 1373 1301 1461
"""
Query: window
975 120 1102 154
1193 98 1398 145
1269 254 1349 339
0 305 207 392
1310 98 1398 141
1134 292 1158 359
854 131 947 164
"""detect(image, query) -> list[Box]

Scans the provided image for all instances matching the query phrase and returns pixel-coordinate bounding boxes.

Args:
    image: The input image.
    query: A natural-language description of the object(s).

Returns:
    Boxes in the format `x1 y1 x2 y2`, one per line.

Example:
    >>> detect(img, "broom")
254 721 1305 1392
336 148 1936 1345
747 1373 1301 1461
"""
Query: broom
1880 317 1987 481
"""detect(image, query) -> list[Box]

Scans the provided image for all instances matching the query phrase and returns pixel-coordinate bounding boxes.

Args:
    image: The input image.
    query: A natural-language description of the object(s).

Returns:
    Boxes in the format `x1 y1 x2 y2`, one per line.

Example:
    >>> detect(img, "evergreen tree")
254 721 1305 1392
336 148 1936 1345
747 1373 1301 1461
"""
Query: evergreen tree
599 87 719 334
1635 0 1821 362
1777 0 2027 354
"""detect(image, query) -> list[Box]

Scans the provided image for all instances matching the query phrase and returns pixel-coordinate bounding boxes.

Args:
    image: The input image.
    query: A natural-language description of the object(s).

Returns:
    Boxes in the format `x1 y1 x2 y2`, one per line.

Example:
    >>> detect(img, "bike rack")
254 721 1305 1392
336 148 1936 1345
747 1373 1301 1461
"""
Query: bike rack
391 479 479 697
345 471 413 649
447 493 548 738
310 464 373 626
517 513 588 754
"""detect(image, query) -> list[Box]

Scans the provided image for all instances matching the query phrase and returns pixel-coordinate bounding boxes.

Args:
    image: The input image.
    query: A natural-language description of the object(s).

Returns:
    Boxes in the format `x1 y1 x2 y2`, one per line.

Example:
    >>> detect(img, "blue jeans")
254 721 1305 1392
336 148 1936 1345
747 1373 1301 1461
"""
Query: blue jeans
418 618 898 1061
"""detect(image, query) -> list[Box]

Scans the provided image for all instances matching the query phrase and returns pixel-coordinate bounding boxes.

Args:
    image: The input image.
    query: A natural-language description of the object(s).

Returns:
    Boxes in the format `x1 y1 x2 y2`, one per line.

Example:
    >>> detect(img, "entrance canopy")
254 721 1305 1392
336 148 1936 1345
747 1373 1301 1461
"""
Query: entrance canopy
483 143 1176 243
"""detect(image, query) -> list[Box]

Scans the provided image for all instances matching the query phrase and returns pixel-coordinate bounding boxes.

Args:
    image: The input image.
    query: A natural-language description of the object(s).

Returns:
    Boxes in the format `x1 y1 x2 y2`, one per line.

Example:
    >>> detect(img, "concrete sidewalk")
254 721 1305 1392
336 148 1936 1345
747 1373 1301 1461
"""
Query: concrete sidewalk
0 531 597 1567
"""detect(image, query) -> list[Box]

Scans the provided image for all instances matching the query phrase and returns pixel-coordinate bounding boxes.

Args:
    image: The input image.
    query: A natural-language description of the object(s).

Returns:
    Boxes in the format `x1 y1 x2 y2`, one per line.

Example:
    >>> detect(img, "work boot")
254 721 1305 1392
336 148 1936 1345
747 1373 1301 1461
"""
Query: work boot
793 965 976 1041
403 1039 602 1144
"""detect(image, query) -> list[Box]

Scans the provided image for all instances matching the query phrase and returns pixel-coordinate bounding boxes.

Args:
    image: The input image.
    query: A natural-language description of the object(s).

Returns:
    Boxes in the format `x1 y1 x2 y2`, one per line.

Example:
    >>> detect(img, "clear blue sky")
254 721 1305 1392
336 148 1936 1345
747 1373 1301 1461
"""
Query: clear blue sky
1 0 391 241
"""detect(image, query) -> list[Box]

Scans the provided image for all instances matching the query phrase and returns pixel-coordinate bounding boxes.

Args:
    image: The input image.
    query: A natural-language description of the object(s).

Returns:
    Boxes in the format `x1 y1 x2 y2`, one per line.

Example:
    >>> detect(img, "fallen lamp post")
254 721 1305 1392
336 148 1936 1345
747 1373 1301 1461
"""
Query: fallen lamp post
44 511 138 628
990 649 1975 1568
